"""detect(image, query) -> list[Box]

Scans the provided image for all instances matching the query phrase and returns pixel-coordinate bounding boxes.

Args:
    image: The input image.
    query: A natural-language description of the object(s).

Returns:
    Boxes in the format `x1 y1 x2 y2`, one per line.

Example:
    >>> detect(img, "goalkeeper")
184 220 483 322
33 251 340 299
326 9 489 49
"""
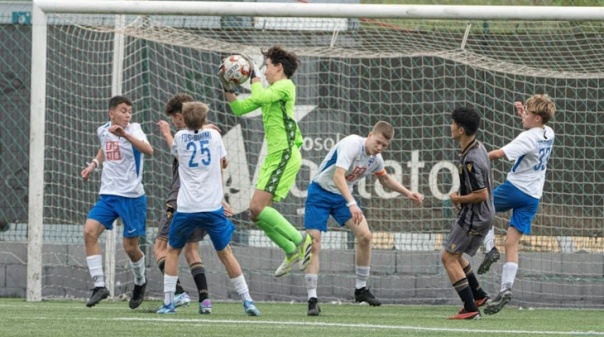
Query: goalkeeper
220 46 312 277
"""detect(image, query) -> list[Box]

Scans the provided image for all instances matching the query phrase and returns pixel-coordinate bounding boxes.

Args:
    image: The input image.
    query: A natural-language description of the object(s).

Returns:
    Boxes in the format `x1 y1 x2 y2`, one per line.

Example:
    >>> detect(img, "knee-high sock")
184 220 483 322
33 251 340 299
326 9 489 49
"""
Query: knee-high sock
453 278 477 312
158 257 184 294
129 254 146 286
190 262 209 302
501 262 518 291
87 255 105 288
305 274 318 299
230 275 253 302
484 227 496 251
463 264 487 299
256 207 303 254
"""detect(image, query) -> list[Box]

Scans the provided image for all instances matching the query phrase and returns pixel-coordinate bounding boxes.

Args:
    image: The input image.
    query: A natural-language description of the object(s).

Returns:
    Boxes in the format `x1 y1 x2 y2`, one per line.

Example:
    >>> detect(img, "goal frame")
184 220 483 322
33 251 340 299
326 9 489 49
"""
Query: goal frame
28 0 604 301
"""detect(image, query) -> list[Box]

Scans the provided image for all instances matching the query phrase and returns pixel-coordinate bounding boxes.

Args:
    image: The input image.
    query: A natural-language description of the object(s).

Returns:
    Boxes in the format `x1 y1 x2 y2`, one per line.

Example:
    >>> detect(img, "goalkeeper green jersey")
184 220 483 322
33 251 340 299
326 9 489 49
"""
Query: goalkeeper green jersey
229 79 303 154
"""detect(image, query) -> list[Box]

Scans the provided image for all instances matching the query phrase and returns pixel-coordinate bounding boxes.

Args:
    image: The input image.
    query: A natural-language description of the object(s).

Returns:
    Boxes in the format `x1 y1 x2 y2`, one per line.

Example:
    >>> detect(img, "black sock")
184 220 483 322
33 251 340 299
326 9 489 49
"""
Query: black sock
453 278 477 312
190 262 209 302
158 257 184 295
463 265 487 300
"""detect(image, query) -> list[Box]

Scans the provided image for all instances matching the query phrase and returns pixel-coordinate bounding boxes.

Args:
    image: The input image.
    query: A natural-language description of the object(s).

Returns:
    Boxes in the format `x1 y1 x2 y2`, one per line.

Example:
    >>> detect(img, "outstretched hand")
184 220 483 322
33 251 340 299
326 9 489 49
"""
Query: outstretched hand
514 101 525 117
408 192 424 205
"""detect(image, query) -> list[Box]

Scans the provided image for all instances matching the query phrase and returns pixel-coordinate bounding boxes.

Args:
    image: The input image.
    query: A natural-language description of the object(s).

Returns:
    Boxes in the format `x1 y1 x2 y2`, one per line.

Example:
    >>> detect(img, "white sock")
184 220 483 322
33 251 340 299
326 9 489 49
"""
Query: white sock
230 275 253 302
484 227 496 252
305 274 318 299
163 274 178 305
355 265 370 289
130 254 146 285
501 262 518 291
86 255 105 288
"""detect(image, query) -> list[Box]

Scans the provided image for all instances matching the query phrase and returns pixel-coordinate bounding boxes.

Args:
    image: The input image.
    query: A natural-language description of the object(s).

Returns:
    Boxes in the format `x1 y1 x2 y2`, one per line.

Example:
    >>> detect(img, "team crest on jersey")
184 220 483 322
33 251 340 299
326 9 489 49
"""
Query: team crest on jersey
368 156 375 167
466 163 473 172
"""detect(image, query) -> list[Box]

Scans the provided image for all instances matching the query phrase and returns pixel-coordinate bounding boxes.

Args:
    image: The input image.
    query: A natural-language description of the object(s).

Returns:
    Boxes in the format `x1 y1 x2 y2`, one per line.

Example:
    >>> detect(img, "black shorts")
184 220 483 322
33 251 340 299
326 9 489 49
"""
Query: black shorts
155 202 206 243
444 222 489 256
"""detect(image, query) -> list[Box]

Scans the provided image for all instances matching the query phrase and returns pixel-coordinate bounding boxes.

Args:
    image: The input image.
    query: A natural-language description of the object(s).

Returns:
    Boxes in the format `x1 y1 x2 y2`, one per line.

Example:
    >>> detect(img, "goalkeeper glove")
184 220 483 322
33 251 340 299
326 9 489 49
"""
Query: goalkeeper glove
239 53 260 80
218 64 235 93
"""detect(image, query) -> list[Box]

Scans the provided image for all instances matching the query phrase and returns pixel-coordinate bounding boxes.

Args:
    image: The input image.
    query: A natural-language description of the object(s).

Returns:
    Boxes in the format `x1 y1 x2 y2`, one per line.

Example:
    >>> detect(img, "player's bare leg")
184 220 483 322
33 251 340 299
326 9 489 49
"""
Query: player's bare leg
486 227 522 315
346 218 381 306
84 220 110 307
216 245 260 316
304 230 322 316
183 242 210 314
124 236 146 309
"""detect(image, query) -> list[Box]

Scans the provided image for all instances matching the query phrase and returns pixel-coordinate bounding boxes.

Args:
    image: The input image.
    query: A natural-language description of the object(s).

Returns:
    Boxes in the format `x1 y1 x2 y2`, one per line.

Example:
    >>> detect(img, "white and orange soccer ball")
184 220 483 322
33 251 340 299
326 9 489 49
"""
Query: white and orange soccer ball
220 55 251 85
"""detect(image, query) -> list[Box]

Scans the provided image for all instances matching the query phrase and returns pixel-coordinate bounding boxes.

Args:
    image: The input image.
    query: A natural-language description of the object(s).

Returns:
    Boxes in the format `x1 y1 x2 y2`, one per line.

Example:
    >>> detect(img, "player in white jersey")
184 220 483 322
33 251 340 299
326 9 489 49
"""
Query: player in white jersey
80 95 154 309
480 94 556 315
303 121 423 316
156 102 259 316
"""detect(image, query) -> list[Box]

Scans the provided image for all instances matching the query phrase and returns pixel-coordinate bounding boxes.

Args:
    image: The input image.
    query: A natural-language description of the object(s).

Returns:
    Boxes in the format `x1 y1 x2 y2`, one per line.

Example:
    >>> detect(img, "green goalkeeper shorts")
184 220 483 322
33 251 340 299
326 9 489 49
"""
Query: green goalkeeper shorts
256 146 301 202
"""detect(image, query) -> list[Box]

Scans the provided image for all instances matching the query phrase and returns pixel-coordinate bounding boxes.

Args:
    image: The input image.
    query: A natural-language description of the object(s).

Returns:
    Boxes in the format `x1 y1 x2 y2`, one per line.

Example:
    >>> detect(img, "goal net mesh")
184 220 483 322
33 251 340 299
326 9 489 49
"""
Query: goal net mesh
8 11 604 307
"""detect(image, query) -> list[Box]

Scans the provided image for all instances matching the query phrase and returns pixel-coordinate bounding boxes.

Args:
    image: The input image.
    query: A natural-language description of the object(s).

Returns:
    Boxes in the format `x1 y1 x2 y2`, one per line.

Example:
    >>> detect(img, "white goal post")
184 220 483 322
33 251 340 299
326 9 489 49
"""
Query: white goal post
28 0 604 306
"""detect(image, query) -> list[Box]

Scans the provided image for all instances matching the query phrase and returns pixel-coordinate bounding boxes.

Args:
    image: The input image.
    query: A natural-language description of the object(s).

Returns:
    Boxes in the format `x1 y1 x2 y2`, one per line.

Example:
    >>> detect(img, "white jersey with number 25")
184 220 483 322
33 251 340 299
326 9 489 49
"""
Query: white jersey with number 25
171 128 226 213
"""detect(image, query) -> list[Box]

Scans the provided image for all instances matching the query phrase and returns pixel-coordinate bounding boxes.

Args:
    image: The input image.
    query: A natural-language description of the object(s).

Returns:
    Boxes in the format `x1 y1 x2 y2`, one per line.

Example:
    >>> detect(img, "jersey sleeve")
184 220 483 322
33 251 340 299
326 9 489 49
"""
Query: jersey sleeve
373 155 387 176
130 123 149 143
215 130 227 160
501 131 532 161
465 153 488 192
170 131 181 157
228 81 290 117
335 137 359 170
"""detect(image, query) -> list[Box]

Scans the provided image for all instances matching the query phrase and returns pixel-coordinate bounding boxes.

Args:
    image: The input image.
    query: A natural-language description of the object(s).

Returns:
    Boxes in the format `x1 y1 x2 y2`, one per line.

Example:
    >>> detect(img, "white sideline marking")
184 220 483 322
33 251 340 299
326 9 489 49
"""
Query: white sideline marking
1 303 602 335
10 315 603 336
119 318 604 335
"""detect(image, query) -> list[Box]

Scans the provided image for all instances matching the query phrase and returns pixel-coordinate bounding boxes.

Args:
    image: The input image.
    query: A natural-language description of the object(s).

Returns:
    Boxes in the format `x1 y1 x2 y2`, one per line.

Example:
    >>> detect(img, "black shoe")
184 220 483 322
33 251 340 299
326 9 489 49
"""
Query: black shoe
129 282 147 309
307 297 321 316
477 247 500 275
86 287 110 307
484 286 512 315
354 287 382 306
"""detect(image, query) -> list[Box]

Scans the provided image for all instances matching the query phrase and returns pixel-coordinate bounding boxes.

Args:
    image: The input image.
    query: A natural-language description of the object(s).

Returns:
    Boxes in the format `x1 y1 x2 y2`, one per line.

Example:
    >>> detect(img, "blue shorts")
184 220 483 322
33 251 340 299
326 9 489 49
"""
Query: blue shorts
169 208 234 251
88 195 147 238
304 182 354 232
494 180 540 235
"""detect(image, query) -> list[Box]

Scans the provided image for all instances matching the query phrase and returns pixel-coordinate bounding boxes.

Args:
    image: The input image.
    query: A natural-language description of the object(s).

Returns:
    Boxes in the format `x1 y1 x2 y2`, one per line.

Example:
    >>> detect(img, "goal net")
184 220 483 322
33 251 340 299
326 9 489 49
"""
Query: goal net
17 1 604 308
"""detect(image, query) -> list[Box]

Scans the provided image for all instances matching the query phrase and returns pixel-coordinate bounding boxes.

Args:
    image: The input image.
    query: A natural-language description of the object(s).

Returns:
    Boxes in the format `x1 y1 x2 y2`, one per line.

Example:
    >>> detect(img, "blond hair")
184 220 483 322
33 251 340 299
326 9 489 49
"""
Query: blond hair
526 94 555 124
182 102 209 130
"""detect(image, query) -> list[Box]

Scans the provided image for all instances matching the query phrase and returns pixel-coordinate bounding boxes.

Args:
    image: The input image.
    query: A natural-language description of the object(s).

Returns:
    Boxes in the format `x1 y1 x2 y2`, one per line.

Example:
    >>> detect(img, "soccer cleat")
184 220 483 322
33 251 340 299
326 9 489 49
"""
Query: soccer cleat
449 309 481 320
475 294 490 308
484 287 513 315
274 253 301 277
477 247 500 275
243 300 260 316
86 286 110 307
457 296 489 314
199 299 212 315
128 282 147 309
174 292 191 308
354 287 382 306
156 303 176 314
307 297 321 316
298 233 313 271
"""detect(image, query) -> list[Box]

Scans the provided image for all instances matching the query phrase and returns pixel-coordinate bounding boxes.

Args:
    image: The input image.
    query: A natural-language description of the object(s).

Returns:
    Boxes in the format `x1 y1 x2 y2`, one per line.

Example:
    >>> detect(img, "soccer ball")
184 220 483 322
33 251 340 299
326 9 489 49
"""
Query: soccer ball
220 55 251 85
